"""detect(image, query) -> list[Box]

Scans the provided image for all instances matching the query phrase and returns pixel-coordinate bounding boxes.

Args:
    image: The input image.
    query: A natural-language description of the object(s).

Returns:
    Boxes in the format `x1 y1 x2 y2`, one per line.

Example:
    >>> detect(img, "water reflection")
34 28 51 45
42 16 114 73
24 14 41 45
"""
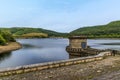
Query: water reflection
22 44 42 49
88 39 120 51
0 39 120 69
0 52 12 63
100 42 120 45
0 39 69 69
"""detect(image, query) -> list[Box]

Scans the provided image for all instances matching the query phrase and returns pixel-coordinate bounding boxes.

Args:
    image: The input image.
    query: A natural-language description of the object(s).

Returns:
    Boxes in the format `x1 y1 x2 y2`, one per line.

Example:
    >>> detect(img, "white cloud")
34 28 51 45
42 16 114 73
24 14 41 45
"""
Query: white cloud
0 0 120 32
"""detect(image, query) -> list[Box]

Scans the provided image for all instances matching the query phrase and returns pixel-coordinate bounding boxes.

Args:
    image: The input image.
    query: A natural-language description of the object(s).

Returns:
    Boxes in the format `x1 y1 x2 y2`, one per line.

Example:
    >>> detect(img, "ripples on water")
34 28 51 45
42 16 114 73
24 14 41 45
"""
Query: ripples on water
0 39 120 69
0 39 69 69
88 39 120 50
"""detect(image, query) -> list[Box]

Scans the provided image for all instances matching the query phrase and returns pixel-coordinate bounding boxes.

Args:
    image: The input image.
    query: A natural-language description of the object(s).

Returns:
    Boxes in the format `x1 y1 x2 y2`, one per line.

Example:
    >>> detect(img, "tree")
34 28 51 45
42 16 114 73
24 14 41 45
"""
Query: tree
0 30 16 42
0 34 6 45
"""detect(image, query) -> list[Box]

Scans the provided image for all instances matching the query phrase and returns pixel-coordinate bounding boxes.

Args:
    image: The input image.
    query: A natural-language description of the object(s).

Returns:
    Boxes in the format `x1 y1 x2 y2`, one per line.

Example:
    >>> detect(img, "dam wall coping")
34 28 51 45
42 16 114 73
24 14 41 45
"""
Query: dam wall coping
0 51 112 77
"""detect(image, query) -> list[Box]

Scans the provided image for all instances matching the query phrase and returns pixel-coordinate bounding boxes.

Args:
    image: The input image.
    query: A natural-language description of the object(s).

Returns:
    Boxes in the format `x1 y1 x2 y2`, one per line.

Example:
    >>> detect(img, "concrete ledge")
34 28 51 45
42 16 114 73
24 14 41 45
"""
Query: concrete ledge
0 51 112 77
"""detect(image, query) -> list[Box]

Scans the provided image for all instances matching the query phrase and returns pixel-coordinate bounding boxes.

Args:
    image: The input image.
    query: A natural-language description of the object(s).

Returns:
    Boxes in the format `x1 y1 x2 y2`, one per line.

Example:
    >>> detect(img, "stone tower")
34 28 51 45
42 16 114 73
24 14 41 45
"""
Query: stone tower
66 36 87 56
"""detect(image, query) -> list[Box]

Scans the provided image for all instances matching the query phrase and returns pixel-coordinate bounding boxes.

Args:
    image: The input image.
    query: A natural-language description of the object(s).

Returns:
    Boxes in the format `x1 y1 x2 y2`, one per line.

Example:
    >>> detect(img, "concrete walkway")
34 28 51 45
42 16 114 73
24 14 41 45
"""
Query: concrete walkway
1 55 120 80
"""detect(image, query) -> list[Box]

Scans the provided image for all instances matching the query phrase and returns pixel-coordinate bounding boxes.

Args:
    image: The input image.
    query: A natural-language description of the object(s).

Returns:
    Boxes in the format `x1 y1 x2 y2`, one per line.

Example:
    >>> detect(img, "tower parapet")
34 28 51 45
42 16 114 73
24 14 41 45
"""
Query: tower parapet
68 36 87 49
66 36 102 57
66 36 88 56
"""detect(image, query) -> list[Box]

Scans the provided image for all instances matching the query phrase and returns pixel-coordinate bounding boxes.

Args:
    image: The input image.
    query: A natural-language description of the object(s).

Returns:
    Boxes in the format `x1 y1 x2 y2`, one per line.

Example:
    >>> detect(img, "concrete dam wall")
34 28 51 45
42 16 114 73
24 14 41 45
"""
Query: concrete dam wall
0 51 112 77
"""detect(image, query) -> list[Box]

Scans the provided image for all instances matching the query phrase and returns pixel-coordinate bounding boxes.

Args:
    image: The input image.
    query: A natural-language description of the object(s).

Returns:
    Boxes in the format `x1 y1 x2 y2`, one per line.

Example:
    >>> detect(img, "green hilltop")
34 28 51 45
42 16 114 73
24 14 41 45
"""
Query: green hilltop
70 21 120 38
0 20 120 39
0 27 68 38
0 27 68 45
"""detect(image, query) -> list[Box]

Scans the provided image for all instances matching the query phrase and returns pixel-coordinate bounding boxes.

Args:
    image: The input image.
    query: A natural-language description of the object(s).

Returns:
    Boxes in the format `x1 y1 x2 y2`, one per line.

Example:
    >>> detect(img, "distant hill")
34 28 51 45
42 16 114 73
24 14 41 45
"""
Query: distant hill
0 27 68 38
1 21 120 38
70 21 120 38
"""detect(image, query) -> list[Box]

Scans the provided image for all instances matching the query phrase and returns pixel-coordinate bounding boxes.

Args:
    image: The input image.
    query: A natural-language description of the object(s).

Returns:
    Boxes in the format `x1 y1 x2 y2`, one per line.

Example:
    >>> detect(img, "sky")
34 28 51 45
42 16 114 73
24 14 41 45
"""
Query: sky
0 0 120 32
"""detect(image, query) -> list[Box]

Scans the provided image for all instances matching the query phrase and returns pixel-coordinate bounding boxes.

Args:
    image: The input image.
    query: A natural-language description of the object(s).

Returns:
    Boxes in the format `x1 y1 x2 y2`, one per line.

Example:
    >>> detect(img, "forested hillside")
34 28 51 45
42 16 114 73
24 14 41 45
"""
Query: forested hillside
0 27 68 38
1 21 120 39
70 21 120 38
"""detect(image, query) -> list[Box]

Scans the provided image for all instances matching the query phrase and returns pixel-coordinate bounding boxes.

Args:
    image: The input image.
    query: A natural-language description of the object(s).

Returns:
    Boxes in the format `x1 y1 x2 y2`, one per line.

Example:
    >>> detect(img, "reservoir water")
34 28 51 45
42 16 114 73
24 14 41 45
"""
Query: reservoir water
0 39 120 69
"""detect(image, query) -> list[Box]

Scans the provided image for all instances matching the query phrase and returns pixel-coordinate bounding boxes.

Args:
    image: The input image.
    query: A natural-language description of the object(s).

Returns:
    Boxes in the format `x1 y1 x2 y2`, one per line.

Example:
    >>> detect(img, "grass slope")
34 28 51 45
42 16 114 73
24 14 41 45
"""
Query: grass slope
70 21 120 38
0 27 68 38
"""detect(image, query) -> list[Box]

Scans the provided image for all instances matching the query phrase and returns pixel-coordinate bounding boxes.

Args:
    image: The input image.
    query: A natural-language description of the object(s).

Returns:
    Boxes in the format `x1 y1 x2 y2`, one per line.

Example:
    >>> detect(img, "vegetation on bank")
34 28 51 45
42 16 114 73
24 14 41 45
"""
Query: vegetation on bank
0 27 69 38
70 21 120 38
0 30 16 45
0 20 120 39
15 33 48 38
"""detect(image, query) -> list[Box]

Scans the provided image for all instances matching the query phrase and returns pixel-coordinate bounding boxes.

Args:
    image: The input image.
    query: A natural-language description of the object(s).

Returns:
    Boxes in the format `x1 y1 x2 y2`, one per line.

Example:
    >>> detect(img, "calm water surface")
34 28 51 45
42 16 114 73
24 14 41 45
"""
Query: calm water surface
0 39 120 69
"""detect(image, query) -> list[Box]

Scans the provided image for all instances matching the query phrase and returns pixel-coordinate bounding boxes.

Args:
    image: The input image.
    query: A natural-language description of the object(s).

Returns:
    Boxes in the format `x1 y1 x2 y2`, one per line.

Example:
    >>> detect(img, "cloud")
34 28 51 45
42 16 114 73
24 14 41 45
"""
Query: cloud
0 0 120 32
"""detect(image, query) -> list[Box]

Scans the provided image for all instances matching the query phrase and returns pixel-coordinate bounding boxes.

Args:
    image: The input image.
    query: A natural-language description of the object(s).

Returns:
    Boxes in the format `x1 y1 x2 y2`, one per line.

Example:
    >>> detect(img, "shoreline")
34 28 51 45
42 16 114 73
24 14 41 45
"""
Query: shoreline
15 37 120 40
0 42 22 54
1 55 120 80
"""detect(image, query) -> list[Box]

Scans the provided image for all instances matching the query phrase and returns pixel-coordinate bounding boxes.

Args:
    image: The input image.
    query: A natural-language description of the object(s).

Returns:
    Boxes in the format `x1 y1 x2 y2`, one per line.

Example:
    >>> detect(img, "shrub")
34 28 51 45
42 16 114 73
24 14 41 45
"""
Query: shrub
0 30 16 42
0 35 6 45
21 33 48 38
